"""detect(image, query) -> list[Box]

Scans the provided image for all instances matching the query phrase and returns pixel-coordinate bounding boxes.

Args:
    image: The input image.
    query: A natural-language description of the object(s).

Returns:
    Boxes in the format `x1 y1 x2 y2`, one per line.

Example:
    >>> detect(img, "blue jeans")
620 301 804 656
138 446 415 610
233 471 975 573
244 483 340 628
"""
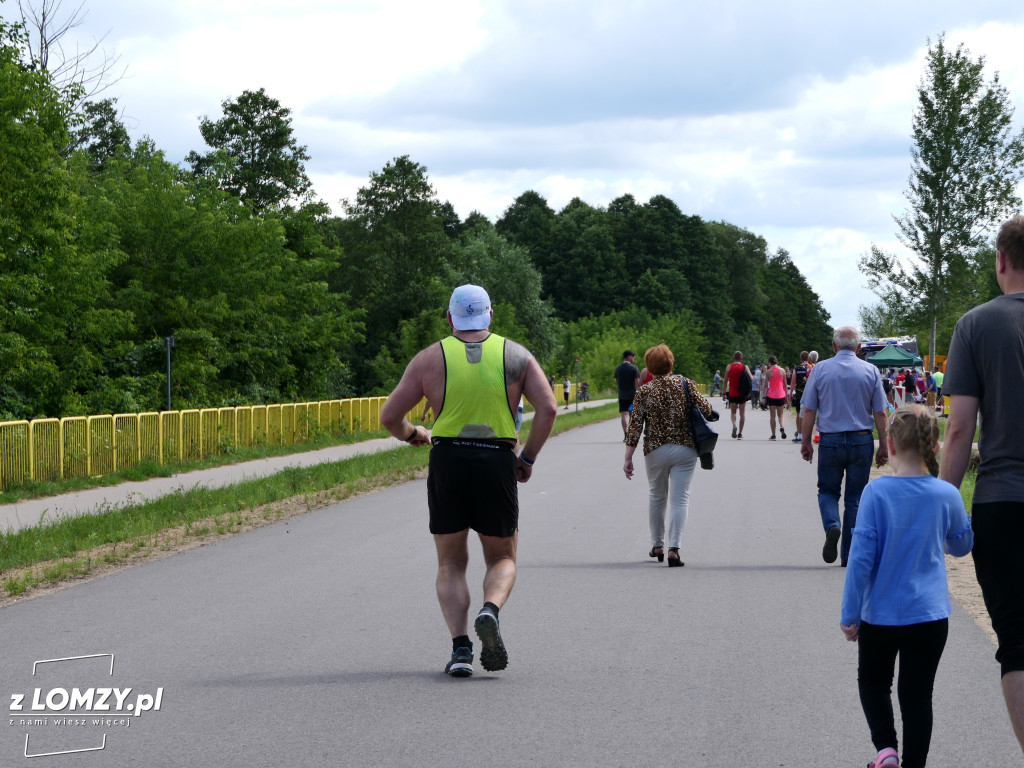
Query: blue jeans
816 431 874 563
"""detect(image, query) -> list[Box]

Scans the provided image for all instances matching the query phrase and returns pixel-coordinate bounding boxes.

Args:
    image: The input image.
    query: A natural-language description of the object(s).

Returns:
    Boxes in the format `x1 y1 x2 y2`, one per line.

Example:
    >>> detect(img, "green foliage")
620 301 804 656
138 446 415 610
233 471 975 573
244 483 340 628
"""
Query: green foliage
91 141 362 409
0 15 832 419
858 301 905 340
445 223 559 359
0 25 128 419
496 190 555 255
330 155 456 391
68 97 130 167
186 88 313 212
558 309 707 390
760 249 833 363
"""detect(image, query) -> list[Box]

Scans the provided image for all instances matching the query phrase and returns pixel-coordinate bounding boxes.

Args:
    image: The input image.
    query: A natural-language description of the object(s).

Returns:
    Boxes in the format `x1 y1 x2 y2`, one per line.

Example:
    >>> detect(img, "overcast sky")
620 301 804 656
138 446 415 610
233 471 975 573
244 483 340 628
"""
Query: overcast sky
18 0 1024 329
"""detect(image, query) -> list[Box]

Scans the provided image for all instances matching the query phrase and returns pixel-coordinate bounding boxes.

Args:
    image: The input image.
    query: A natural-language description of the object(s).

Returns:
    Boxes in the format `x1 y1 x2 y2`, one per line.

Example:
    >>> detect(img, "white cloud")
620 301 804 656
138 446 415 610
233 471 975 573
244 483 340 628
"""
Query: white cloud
34 0 1024 331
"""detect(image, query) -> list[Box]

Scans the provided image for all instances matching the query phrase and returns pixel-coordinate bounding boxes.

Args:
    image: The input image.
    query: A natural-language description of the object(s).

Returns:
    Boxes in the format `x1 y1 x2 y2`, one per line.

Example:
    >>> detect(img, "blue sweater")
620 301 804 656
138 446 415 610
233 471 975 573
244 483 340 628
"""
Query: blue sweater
840 475 973 627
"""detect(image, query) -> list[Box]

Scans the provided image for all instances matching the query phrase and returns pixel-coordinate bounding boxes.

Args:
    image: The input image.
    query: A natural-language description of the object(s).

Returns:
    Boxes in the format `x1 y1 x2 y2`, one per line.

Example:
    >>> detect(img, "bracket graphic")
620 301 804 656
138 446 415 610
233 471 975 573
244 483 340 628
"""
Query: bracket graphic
20 654 115 757
25 734 106 758
32 654 114 676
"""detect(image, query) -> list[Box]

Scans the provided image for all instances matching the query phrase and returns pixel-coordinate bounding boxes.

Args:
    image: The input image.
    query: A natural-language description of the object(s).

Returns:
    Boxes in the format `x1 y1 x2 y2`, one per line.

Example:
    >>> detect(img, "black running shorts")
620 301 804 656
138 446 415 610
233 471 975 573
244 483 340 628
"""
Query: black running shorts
428 439 519 537
972 501 1024 676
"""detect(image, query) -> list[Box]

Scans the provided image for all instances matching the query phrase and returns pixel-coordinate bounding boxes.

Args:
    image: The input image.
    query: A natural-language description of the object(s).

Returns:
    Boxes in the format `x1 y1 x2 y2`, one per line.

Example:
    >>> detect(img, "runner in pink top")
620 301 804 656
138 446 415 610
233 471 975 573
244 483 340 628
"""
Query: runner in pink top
765 356 790 440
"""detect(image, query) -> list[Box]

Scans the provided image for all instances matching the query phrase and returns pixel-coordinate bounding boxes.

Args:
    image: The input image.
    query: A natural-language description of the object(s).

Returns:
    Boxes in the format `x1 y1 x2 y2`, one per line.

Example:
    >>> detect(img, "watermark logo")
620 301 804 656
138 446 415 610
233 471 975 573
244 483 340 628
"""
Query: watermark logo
7 654 165 759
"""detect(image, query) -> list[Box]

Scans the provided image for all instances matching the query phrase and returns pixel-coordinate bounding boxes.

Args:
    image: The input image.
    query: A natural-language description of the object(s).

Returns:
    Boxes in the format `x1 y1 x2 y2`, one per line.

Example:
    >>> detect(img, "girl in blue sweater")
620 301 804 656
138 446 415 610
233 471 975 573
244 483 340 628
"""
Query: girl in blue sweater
840 405 974 768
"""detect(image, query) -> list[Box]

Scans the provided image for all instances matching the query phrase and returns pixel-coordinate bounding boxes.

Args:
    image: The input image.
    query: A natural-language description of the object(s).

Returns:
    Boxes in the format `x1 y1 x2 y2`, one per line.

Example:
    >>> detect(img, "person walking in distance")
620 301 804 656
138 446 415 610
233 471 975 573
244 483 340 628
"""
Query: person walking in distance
790 351 811 442
808 350 820 442
940 216 1024 754
800 327 889 566
623 344 717 567
751 363 763 411
931 366 944 413
614 350 641 439
724 351 753 439
764 355 789 440
841 405 973 768
380 284 558 677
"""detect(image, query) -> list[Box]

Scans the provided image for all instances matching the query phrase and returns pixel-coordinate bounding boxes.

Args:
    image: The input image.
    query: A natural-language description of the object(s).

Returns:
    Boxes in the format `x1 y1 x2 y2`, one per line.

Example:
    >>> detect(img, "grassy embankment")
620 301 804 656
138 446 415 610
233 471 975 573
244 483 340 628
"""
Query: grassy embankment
0 403 619 598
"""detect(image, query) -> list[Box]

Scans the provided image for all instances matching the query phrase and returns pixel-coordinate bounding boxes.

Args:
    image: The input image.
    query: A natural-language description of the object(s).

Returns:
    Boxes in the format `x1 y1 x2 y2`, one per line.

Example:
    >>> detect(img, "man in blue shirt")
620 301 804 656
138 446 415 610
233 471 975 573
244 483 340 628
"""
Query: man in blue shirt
799 326 889 565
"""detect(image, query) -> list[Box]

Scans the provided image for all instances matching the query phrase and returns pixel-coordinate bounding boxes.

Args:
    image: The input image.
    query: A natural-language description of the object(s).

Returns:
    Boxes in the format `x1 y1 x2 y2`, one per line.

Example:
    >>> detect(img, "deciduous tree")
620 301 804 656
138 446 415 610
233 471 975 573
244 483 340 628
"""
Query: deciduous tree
187 88 313 212
334 155 453 391
859 35 1024 364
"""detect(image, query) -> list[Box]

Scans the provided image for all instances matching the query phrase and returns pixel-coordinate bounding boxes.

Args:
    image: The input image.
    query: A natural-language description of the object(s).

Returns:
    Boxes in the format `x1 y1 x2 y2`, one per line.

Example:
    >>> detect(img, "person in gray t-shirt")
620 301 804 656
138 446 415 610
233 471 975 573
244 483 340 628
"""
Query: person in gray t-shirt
941 215 1024 753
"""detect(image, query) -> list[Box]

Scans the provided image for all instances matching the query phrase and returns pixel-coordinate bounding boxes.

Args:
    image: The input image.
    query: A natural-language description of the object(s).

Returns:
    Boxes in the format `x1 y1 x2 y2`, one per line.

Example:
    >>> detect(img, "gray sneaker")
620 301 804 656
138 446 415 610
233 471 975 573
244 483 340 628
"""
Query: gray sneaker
474 607 508 671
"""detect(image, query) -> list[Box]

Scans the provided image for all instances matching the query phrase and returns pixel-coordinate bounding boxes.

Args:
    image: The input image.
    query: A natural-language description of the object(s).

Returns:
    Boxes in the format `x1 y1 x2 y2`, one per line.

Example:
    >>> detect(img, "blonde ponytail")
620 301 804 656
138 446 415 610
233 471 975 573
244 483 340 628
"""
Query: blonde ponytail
888 404 939 476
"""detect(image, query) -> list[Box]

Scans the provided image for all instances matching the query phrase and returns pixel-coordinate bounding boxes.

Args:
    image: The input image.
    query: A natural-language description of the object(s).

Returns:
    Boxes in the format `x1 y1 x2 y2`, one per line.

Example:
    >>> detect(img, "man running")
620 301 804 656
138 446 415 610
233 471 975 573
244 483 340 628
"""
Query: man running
724 351 753 439
380 284 558 677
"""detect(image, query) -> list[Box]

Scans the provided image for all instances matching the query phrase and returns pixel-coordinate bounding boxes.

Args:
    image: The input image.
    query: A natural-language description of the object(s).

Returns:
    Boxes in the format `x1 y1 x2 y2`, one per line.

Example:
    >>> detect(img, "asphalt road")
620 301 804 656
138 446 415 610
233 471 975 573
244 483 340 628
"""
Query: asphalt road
1 408 1018 767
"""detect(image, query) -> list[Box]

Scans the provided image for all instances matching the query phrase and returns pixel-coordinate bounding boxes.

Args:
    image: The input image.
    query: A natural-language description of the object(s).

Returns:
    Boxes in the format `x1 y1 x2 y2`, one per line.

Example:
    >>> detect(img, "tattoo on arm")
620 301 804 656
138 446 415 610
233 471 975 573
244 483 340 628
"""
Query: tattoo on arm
505 341 530 385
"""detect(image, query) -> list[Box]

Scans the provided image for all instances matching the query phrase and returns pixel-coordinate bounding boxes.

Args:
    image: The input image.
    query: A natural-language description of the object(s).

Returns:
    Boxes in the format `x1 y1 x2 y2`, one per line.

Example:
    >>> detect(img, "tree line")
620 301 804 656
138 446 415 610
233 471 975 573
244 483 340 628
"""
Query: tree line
0 14 833 421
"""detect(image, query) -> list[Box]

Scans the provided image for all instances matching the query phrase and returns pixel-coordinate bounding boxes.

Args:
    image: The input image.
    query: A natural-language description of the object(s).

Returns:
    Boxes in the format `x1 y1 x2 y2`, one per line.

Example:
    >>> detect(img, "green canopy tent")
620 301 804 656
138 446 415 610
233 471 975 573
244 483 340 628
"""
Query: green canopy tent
866 344 924 368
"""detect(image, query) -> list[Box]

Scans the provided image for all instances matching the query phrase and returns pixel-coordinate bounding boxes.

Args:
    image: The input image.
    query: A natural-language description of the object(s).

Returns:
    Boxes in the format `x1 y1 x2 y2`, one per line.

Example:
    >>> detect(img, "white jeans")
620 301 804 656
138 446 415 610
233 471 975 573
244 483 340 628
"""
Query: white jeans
644 443 698 549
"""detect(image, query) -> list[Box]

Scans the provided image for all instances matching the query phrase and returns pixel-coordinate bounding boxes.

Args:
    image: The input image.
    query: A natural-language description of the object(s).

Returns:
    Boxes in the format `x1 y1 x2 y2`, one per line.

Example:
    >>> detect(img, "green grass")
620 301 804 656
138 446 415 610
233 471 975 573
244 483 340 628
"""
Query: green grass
960 470 976 510
0 427 394 505
0 447 430 573
0 404 620 596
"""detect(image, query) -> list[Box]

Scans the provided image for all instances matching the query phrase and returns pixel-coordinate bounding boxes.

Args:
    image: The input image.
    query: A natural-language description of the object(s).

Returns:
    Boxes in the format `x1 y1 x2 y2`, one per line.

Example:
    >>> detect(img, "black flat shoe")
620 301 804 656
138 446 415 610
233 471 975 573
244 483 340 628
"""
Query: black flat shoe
667 548 684 567
649 546 664 562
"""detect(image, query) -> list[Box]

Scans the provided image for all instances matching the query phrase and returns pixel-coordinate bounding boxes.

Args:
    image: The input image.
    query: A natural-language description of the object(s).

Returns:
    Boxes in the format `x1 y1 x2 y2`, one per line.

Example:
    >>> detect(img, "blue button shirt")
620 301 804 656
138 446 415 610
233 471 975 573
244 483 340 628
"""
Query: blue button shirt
801 350 887 432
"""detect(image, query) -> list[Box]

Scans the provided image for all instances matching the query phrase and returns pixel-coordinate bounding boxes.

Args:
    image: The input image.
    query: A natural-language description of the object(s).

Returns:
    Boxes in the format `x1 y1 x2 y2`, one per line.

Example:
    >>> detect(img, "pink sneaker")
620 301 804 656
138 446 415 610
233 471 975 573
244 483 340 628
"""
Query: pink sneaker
867 747 899 767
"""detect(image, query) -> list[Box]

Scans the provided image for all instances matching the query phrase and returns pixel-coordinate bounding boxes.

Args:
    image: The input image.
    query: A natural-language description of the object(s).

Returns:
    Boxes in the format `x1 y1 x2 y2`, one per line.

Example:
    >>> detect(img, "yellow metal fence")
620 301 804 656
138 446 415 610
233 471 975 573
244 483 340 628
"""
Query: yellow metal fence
0 396 410 491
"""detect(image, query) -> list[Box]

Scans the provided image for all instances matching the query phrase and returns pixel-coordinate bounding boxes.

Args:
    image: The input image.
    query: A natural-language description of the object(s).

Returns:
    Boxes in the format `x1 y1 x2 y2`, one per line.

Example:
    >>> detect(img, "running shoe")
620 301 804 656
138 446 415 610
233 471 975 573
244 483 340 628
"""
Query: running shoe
823 526 840 564
732 425 738 439
445 647 474 677
780 428 786 440
867 747 899 767
474 607 508 671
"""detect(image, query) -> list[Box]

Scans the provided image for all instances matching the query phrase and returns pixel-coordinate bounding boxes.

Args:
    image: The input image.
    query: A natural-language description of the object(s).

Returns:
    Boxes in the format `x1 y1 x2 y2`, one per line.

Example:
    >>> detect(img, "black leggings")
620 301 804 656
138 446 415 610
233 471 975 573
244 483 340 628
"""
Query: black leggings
858 619 948 768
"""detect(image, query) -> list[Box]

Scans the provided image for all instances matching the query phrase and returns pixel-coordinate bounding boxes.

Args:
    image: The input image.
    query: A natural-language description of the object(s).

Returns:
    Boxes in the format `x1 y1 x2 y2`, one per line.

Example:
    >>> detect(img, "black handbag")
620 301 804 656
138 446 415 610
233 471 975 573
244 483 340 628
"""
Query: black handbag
683 379 719 462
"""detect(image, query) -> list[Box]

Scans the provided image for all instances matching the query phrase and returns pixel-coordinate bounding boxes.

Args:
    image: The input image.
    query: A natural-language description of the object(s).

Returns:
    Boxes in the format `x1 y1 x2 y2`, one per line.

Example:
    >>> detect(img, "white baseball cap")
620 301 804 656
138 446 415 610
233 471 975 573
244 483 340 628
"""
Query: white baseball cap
448 284 492 331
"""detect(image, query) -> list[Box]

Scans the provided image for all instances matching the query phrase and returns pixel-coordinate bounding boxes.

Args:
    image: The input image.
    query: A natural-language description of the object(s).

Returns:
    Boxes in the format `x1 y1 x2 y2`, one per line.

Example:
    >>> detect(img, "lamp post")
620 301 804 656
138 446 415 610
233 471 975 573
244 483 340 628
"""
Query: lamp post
164 336 175 411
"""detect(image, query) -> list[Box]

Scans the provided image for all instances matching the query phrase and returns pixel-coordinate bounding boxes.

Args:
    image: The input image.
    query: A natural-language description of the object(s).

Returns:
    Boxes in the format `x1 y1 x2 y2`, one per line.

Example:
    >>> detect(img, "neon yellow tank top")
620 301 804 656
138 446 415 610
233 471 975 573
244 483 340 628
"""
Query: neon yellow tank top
432 334 517 439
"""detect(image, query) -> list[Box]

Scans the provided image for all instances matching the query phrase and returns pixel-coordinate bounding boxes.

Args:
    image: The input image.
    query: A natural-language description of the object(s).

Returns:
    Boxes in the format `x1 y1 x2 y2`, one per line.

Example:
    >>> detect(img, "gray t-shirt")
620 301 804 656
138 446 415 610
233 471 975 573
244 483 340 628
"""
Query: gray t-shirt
944 293 1024 503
